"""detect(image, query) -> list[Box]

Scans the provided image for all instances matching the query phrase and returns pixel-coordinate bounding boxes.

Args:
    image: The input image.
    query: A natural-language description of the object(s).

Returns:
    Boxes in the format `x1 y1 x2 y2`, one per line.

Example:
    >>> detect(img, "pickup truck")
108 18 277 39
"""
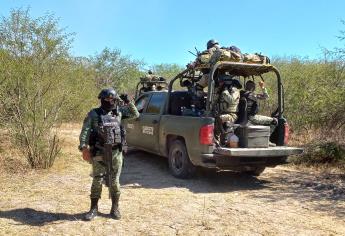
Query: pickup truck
123 62 303 178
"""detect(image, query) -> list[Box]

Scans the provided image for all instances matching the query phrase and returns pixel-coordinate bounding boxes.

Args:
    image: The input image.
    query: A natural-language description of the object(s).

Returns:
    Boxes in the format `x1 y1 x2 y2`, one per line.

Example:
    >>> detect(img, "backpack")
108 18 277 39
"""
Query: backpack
210 48 243 64
243 53 270 64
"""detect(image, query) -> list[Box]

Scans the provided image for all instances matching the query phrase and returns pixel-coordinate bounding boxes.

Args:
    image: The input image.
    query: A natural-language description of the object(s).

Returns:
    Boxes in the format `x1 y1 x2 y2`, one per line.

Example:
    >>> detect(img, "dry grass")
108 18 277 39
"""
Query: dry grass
0 124 344 235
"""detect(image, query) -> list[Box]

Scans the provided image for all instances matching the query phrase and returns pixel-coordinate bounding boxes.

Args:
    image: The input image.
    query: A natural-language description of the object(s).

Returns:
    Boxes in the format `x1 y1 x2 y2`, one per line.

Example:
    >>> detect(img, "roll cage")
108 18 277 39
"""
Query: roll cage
166 62 284 119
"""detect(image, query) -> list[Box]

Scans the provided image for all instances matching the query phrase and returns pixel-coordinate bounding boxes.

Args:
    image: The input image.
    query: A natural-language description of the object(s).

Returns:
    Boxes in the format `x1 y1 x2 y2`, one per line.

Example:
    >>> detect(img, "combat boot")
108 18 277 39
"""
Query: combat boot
84 198 99 221
110 194 121 220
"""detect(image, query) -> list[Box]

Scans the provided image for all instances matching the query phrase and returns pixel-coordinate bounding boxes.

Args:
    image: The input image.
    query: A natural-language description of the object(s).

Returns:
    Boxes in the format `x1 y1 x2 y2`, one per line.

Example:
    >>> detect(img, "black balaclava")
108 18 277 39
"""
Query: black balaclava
101 98 116 112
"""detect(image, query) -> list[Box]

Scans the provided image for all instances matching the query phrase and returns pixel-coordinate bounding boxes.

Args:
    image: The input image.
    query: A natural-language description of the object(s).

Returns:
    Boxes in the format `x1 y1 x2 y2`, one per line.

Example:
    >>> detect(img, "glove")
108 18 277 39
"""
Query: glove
82 147 92 163
187 62 196 69
259 81 265 89
120 94 130 104
271 118 278 126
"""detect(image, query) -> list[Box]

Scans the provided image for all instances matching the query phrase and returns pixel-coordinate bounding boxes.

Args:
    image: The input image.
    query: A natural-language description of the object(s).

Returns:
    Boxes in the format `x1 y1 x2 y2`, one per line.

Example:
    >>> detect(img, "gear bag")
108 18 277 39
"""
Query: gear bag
210 48 243 64
243 53 270 64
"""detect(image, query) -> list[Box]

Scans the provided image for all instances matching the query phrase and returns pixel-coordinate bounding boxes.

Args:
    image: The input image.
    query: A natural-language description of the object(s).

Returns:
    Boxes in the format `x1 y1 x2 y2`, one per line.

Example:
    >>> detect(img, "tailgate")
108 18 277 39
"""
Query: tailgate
214 146 303 157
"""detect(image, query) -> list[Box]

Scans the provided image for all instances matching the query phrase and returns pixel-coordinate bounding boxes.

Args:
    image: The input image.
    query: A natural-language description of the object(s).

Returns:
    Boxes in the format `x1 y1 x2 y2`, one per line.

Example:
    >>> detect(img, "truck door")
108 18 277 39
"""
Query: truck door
125 94 150 147
138 92 166 152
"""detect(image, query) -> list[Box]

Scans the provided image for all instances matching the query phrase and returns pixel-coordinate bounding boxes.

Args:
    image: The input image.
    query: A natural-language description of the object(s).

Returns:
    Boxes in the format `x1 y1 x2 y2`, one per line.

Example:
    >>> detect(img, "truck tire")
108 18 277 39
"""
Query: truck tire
168 140 196 179
243 166 266 176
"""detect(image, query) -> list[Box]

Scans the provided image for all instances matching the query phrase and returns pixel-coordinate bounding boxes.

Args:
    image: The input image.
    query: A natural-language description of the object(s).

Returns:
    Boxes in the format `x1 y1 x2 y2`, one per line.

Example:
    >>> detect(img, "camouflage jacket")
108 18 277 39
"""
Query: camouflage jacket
79 102 139 150
215 87 240 114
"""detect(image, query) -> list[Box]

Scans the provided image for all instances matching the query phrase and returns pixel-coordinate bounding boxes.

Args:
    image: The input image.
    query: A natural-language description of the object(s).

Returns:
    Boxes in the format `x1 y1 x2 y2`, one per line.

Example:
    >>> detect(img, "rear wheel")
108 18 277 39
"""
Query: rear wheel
243 166 266 176
168 140 196 178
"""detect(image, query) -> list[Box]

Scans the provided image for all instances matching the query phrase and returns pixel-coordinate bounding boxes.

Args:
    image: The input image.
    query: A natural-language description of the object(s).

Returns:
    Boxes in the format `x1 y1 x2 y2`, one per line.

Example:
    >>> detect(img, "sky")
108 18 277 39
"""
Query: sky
1 0 345 66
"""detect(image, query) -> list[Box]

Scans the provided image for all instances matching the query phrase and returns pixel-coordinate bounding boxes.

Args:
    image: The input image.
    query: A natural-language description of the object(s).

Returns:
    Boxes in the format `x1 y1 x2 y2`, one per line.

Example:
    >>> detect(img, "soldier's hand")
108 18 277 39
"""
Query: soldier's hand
82 147 92 163
187 62 196 69
259 80 265 88
120 94 130 104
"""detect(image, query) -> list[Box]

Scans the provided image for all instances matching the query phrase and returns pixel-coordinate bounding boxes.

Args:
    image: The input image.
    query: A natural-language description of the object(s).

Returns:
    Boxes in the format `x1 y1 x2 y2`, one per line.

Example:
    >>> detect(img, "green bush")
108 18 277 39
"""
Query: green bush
292 141 345 166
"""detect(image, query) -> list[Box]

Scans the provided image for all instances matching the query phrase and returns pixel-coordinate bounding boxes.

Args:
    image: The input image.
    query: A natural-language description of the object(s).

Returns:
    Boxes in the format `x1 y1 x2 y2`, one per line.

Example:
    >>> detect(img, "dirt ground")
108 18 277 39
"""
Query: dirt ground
0 125 344 236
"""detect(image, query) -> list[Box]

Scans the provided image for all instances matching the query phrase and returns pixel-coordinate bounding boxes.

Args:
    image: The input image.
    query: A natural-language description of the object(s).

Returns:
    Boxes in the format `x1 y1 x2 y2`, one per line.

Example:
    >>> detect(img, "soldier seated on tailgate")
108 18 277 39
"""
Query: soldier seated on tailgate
241 80 277 146
213 74 242 144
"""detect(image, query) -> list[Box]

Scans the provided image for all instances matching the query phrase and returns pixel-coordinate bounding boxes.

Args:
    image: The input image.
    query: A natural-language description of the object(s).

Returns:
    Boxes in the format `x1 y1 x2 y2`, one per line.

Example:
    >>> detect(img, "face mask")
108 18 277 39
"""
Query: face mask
101 99 116 111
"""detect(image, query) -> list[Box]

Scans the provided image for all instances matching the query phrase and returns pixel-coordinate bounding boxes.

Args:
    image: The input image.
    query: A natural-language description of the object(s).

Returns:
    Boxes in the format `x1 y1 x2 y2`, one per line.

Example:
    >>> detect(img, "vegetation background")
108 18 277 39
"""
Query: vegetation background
0 9 344 169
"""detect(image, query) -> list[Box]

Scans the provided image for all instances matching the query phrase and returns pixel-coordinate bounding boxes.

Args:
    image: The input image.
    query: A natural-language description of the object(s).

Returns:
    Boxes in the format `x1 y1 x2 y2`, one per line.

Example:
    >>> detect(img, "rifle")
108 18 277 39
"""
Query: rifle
188 47 201 57
98 114 121 198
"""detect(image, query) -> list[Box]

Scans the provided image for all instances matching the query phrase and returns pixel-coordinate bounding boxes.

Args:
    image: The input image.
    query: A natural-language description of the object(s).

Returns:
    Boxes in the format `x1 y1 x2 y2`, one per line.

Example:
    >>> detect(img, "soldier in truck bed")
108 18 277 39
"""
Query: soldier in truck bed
214 75 242 144
241 80 278 146
140 70 167 93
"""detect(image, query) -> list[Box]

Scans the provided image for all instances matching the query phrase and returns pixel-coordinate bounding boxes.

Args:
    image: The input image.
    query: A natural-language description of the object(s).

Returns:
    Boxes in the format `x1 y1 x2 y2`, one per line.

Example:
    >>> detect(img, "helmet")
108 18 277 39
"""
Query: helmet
98 88 117 100
148 70 153 75
218 75 242 89
229 45 242 54
98 88 119 111
207 39 219 49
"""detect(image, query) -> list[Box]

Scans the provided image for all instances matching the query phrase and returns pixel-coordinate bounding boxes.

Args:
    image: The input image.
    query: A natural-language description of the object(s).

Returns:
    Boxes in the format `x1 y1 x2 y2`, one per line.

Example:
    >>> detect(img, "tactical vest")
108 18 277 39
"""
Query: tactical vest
218 88 239 114
88 108 126 151
241 91 259 116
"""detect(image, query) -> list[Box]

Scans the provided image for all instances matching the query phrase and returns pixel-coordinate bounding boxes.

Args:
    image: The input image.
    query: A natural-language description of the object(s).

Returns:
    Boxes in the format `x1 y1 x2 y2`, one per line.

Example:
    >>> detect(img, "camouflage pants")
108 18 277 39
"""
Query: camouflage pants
215 113 238 144
249 115 276 134
90 149 123 199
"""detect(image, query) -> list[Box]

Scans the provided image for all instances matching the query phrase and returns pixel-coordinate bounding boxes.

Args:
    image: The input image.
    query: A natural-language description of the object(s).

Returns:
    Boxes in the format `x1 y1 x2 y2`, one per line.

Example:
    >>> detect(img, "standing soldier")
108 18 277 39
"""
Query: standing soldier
79 88 139 221
242 80 277 146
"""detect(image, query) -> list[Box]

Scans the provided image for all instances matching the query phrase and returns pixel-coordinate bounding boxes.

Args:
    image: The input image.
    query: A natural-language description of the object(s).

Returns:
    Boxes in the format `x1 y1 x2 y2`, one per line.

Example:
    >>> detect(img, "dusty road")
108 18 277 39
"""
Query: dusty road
0 126 344 235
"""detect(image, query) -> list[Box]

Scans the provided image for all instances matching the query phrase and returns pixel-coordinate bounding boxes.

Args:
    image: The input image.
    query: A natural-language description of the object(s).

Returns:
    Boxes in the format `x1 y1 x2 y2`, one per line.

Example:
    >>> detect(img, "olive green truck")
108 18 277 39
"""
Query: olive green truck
123 62 303 178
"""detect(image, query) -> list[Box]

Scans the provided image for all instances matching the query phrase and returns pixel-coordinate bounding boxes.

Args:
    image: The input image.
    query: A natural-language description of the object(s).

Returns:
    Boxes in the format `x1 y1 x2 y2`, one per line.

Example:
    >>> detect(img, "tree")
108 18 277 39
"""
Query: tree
151 63 184 80
91 48 144 94
0 8 74 168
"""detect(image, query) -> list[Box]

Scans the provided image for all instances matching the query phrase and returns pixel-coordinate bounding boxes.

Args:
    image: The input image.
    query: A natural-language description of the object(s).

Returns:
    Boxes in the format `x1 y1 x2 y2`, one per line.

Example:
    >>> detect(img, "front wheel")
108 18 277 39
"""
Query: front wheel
168 140 196 178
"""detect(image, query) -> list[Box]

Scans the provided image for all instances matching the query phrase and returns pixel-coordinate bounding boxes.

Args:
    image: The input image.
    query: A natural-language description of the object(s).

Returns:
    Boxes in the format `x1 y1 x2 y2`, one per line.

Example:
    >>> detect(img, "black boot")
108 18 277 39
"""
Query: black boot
84 198 99 221
110 194 121 220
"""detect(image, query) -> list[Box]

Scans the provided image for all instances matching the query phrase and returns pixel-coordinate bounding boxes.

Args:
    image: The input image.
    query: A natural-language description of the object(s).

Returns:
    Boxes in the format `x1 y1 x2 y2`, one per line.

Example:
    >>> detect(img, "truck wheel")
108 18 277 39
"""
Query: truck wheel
168 140 196 179
243 166 266 176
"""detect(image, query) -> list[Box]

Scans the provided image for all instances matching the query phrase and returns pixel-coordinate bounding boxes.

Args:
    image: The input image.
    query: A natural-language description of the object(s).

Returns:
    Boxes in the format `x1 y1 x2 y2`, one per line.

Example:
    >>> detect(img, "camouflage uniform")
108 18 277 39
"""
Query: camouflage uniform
214 87 240 142
217 87 240 123
247 87 276 134
79 102 139 199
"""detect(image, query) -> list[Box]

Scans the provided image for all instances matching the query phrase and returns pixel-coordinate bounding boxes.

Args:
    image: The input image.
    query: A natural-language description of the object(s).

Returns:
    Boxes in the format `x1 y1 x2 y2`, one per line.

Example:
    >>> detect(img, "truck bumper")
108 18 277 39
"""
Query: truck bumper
200 146 303 169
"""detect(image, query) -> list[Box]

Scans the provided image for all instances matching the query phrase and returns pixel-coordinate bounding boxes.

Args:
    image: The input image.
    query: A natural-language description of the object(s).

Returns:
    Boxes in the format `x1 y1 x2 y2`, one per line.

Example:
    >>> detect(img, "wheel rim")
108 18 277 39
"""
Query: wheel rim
172 149 183 172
